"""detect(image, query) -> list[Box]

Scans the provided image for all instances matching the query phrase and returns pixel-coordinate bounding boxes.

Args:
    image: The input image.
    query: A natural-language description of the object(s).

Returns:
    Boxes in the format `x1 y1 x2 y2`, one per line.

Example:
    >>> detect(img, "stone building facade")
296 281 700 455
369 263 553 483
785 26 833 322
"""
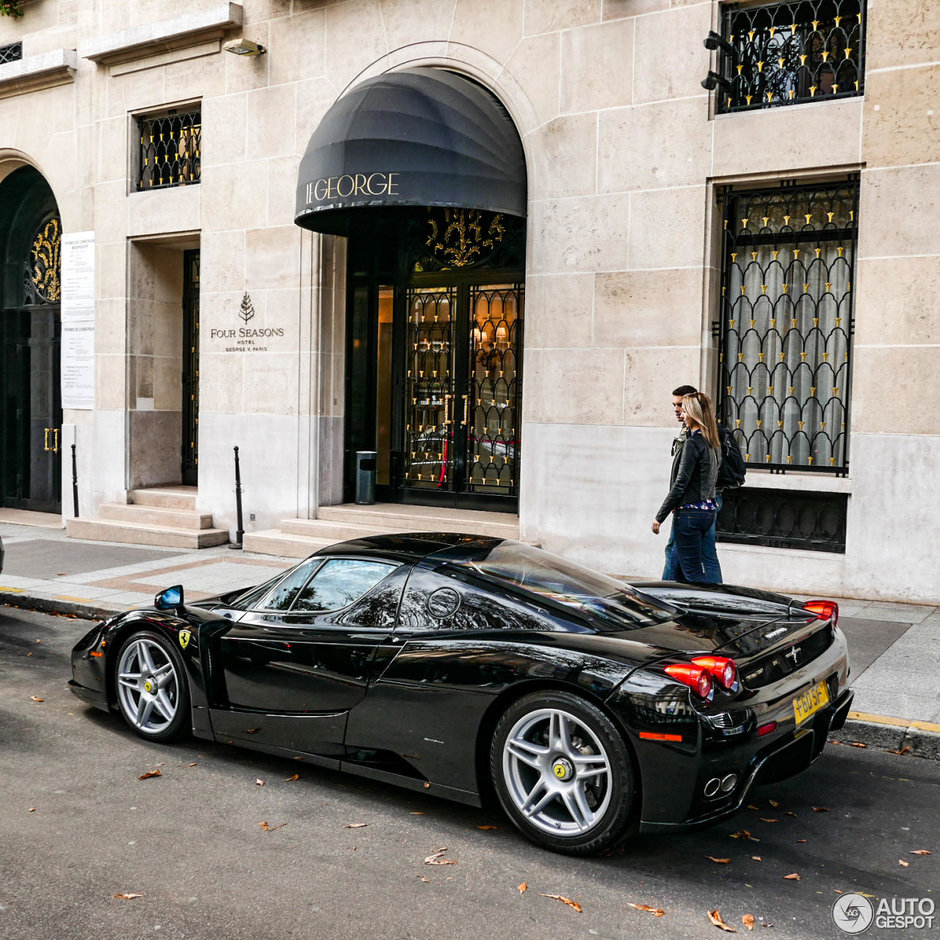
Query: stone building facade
0 0 936 602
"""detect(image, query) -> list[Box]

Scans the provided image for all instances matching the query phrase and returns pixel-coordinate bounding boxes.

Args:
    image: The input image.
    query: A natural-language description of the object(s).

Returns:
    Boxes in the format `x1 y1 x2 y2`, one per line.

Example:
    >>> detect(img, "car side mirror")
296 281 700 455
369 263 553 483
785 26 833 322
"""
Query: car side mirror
154 584 185 611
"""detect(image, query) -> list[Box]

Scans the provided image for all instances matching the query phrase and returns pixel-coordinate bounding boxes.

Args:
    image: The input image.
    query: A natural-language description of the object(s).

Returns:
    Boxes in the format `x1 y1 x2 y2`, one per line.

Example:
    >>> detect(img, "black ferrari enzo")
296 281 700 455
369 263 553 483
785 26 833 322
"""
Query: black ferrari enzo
70 534 853 855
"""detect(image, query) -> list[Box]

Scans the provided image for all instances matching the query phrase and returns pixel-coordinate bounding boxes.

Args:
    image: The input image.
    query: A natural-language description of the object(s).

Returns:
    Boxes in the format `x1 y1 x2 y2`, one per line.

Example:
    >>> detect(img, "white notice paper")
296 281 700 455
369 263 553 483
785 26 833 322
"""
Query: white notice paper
61 232 95 408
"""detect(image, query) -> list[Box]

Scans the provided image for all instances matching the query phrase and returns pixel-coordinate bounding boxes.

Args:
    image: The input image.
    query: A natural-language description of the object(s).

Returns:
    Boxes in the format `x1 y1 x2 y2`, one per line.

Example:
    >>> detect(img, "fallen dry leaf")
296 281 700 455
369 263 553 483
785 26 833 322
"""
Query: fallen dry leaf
137 770 162 780
742 913 756 931
539 894 582 913
113 893 143 900
786 811 798 817
628 902 665 917
244 728 259 734
760 818 779 824
424 848 457 865
476 825 498 830
751 856 762 862
849 742 868 748
28 807 36 813
410 811 424 815
730 829 760 842
345 822 368 829
188 762 198 767
284 773 300 782
910 850 932 856
707 856 731 864
812 806 830 813
796 839 808 844
890 746 911 756
707 909 737 932
747 804 760 810
259 821 286 832
899 859 910 867
783 873 801 881
255 778 265 787
30 696 43 703
769 799 781 808
518 882 527 893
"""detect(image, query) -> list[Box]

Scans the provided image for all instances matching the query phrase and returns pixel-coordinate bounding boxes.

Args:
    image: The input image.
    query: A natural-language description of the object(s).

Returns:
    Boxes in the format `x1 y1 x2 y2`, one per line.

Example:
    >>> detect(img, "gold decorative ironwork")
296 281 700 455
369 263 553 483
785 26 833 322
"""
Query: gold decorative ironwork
426 208 506 268
29 217 61 303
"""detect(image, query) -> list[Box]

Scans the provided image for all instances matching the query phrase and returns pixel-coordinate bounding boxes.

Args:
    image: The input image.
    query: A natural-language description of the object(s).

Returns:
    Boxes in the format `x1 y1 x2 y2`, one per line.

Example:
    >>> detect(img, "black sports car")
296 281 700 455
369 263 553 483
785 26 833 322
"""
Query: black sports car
70 534 853 855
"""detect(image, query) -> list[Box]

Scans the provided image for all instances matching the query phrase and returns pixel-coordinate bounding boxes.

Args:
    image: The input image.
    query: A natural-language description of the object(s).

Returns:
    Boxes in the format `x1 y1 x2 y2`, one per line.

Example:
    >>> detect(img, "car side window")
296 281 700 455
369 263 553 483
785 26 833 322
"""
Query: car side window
291 559 399 613
255 559 322 611
397 566 558 633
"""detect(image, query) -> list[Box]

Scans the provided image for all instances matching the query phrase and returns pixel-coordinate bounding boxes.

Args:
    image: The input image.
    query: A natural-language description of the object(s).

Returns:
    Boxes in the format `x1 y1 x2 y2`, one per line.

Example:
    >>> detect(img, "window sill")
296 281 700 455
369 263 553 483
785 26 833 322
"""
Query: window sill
0 48 75 99
79 2 242 67
737 470 852 494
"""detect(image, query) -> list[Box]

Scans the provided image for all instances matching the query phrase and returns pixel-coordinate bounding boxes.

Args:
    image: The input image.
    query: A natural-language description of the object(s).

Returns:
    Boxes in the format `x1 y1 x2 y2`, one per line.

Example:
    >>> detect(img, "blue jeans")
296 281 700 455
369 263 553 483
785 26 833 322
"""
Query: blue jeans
663 494 723 583
672 508 721 584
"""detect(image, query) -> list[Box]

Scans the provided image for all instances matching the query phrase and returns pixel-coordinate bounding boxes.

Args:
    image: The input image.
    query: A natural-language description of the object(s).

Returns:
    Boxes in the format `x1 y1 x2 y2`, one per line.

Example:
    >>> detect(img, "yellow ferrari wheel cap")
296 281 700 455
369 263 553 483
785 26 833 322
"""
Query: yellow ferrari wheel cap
144 680 153 693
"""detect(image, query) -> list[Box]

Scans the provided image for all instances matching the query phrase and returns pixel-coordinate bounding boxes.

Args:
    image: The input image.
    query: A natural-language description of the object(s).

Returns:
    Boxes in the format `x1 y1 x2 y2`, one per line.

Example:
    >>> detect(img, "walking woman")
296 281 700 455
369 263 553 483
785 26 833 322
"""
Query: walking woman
651 392 722 583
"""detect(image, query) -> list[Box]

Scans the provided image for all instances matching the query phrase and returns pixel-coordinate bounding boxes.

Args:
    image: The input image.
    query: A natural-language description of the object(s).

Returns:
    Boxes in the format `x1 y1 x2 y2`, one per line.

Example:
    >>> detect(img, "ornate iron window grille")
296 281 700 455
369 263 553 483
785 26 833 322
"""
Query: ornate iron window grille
716 180 858 474
713 0 866 113
23 215 61 305
0 41 22 64
137 108 201 191
718 487 847 553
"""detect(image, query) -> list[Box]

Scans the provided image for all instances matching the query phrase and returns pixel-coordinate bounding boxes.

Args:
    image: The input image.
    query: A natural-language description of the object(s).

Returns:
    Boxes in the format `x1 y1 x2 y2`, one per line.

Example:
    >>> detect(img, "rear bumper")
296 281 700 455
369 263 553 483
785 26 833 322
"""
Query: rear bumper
639 687 853 833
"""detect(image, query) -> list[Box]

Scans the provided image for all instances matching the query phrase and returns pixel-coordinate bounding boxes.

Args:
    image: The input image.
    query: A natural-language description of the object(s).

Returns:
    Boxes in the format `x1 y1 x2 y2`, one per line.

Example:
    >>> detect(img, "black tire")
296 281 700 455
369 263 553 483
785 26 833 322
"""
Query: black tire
113 630 190 742
490 691 636 855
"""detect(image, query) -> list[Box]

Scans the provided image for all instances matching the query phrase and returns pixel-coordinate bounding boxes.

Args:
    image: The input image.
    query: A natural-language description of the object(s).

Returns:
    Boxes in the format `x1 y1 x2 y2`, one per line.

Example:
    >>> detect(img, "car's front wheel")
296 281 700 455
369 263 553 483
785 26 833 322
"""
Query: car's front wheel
490 691 636 855
114 630 190 742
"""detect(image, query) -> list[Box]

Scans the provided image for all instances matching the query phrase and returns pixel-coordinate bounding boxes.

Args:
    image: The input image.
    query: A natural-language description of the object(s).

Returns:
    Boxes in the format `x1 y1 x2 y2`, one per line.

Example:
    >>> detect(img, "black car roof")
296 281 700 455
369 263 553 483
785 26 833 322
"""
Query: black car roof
312 532 505 565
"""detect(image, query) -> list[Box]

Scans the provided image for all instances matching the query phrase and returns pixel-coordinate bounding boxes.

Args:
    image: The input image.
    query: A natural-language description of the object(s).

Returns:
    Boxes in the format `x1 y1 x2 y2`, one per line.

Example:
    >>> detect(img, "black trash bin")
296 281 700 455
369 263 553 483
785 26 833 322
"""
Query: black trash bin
355 450 377 504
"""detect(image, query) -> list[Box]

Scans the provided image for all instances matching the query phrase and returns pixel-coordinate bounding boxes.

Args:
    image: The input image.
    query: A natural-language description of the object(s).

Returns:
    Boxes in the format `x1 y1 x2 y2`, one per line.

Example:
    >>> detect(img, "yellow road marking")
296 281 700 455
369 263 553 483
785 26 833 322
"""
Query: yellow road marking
0 586 25 593
848 711 940 734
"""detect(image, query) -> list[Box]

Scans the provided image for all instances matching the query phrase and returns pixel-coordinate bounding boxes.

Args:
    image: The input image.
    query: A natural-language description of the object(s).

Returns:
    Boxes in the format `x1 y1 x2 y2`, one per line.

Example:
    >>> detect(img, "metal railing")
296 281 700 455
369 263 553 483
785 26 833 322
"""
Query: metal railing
711 0 865 113
716 180 858 474
137 108 201 190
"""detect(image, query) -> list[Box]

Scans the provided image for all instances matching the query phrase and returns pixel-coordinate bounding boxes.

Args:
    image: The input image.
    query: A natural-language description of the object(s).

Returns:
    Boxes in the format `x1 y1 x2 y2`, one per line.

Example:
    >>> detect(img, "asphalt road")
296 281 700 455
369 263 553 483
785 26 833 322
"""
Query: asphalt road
1 607 937 940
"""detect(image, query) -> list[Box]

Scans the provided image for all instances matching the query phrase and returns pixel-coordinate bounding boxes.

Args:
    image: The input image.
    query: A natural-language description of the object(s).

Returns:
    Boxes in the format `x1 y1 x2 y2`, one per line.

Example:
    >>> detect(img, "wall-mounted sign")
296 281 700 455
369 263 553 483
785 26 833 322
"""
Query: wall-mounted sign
61 232 96 409
208 292 286 353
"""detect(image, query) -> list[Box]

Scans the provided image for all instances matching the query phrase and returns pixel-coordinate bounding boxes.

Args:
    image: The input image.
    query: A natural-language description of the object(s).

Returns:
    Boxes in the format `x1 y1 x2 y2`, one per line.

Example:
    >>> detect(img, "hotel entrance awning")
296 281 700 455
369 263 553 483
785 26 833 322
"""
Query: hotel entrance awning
294 68 526 236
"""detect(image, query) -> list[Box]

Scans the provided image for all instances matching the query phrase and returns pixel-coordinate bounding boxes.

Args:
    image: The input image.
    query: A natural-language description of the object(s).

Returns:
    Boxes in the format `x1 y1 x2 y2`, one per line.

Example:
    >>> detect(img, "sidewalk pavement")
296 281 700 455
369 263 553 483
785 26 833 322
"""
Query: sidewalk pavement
1 517 938 759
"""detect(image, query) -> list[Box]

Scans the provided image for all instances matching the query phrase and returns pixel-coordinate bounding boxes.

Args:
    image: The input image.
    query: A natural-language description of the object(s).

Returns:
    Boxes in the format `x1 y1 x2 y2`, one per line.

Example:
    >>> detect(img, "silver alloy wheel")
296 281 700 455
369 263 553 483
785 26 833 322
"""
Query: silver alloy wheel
501 706 612 837
116 637 180 735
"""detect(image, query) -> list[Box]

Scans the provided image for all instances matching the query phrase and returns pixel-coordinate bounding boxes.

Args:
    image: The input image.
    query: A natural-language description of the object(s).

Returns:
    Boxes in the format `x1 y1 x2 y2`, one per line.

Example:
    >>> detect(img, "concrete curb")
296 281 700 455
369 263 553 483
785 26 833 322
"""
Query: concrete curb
833 714 940 761
1 592 123 622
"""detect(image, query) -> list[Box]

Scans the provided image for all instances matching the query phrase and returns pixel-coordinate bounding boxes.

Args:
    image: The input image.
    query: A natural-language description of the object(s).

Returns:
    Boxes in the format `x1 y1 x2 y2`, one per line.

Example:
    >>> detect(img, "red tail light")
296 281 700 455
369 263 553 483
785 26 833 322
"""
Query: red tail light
804 599 839 628
665 663 714 700
692 655 739 691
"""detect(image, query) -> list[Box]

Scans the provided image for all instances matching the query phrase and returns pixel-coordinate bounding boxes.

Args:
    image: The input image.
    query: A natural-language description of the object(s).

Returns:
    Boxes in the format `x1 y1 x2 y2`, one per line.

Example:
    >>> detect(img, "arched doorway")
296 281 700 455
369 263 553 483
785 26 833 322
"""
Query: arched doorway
295 68 527 512
0 167 62 513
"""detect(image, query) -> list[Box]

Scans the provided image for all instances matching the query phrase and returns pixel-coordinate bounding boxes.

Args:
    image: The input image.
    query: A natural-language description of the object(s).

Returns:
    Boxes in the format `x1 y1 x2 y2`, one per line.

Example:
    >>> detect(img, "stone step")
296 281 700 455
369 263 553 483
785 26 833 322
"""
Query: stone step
129 486 198 511
315 503 519 538
242 529 337 559
67 517 229 549
98 503 216 531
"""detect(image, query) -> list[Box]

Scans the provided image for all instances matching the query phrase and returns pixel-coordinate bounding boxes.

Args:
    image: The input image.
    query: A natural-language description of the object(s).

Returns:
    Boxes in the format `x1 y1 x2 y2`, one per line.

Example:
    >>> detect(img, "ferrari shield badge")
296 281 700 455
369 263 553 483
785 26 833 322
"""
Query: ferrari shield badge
179 630 192 650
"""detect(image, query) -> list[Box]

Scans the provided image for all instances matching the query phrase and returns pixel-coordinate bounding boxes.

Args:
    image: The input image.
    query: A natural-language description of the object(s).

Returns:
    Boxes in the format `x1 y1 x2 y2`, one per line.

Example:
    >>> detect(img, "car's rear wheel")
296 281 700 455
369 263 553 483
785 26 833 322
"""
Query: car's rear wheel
114 631 189 742
490 691 635 855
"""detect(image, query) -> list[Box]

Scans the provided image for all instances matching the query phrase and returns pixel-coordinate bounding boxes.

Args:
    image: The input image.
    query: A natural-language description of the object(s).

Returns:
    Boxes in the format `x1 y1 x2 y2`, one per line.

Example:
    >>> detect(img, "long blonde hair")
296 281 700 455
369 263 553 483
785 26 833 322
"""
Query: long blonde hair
682 392 720 448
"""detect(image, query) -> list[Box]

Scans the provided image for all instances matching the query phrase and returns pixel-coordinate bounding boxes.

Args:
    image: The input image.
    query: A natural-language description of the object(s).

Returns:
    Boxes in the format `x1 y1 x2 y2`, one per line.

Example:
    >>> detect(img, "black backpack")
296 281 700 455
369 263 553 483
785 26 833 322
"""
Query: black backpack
716 427 746 490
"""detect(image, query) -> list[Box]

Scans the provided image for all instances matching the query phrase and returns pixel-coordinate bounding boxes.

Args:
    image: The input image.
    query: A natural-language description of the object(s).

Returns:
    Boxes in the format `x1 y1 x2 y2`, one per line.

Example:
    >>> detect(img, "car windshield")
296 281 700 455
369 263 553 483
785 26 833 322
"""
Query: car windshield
452 542 674 630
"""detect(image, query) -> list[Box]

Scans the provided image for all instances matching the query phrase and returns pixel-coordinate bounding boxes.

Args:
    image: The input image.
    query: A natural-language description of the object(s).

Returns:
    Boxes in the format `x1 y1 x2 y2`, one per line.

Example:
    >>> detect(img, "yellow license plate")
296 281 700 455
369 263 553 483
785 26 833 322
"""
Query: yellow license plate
793 680 830 724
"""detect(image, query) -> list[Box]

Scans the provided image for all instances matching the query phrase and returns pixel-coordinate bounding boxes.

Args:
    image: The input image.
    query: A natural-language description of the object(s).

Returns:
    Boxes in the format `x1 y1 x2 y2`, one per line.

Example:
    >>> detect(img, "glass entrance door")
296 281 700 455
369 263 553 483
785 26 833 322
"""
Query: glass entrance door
401 282 523 509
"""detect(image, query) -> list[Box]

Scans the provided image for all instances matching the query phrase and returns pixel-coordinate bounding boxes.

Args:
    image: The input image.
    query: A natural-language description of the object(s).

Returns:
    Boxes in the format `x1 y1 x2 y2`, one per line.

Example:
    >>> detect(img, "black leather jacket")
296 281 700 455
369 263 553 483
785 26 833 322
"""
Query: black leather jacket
655 431 720 523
